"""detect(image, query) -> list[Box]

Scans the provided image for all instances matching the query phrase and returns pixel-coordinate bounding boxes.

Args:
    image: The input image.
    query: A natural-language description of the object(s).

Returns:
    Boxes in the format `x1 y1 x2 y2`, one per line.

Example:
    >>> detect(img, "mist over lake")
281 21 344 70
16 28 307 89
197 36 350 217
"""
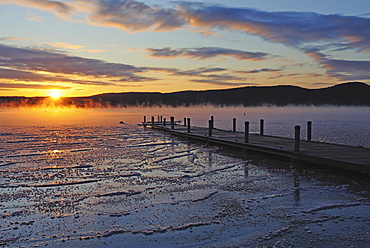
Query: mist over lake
3 105 368 146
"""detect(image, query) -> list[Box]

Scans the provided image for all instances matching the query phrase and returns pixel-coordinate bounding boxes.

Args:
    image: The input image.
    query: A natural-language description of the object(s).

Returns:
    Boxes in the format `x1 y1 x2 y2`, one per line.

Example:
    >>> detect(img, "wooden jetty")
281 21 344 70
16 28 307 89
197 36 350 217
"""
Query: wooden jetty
141 116 370 174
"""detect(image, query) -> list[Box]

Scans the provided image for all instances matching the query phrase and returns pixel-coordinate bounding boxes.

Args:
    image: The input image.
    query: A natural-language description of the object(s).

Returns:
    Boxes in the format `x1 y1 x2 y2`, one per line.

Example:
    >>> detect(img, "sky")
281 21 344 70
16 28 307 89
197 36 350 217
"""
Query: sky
1 0 370 97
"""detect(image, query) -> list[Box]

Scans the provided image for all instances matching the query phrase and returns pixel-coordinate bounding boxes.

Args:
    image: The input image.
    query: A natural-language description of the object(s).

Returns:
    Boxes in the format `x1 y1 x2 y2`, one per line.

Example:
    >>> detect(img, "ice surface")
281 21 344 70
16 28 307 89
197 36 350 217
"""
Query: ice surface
1 107 370 247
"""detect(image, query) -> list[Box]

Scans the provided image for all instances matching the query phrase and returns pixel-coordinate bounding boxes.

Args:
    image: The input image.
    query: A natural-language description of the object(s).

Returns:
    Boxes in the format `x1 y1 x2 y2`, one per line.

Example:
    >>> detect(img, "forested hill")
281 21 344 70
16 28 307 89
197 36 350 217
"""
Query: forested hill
1 82 369 107
85 82 370 107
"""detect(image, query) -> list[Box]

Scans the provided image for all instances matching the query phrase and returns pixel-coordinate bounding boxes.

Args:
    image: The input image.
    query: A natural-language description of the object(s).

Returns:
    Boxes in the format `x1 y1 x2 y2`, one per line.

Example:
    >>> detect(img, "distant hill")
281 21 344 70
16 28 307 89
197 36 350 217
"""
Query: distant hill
1 82 369 107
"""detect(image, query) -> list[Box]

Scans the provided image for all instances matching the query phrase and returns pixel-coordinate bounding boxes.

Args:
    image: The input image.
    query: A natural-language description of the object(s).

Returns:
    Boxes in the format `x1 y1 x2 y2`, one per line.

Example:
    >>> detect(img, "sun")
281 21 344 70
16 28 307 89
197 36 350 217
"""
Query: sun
49 90 62 99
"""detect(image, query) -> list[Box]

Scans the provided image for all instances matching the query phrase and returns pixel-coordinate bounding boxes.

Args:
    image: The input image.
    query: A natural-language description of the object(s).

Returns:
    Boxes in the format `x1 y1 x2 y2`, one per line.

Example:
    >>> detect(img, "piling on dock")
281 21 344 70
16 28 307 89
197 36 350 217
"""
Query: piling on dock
295 125 300 152
187 118 191 133
244 121 249 143
260 119 264 135
170 116 175 129
307 121 312 142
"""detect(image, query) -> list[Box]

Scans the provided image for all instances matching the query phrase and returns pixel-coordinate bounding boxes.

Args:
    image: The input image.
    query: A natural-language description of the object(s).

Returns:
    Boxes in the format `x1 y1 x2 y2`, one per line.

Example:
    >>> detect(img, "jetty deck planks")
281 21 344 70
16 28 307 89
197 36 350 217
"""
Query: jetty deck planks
143 122 370 174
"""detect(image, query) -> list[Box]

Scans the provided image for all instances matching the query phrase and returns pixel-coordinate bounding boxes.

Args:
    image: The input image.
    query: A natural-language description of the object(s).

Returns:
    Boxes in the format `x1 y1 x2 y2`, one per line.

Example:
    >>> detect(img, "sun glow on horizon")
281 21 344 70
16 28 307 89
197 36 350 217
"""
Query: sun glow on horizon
49 90 62 99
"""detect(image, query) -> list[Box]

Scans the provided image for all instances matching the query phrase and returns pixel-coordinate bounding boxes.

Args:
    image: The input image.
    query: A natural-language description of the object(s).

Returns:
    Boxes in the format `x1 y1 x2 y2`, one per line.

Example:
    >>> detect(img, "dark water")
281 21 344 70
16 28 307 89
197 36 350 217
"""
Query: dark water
1 107 370 247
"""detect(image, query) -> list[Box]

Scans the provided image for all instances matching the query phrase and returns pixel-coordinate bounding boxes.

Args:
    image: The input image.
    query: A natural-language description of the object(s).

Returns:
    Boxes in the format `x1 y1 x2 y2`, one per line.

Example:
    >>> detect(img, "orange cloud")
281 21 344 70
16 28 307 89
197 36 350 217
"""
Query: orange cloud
26 15 43 22
43 42 84 50
0 37 27 41
88 49 104 53
1 0 74 18
304 49 326 61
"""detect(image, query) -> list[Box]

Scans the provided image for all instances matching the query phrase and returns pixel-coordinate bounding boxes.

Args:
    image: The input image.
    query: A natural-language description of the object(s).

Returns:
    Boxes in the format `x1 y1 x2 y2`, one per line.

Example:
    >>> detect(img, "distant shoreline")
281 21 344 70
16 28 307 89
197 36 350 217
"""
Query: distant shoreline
1 82 369 108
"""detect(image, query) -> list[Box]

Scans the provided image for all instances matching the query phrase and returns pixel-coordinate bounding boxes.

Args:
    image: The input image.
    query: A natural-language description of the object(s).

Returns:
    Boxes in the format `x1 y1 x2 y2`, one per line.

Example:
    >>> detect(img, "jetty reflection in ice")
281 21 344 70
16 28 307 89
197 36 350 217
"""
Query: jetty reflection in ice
1 107 370 247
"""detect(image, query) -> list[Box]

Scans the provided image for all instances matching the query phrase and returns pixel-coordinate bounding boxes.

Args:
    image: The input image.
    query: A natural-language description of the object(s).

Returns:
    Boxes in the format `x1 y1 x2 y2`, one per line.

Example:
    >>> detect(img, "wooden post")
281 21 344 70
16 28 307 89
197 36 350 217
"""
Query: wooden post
209 120 212 137
307 121 312 142
233 118 236 132
163 118 166 126
160 116 163 122
157 116 160 122
260 119 264 135
184 118 187 126
295 125 300 152
244 121 249 143
151 116 155 126
187 118 191 133
171 116 175 129
144 116 146 123
211 116 214 129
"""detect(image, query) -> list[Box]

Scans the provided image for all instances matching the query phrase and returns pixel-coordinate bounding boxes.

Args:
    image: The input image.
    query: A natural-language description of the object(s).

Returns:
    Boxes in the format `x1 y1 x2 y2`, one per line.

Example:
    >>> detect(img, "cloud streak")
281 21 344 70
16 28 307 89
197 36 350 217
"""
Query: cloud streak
178 3 370 53
0 65 119 87
5 0 369 52
1 0 74 18
42 42 84 50
0 82 70 90
0 44 249 91
88 0 186 32
145 47 270 61
78 1 370 54
166 67 249 86
305 49 370 81
26 15 44 22
235 68 282 74
0 43 157 90
0 37 27 41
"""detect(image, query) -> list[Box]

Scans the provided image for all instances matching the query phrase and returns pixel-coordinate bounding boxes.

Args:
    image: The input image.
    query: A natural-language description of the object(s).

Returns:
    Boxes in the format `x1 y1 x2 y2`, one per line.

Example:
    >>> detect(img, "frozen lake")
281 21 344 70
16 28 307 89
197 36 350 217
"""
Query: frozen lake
1 106 370 247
